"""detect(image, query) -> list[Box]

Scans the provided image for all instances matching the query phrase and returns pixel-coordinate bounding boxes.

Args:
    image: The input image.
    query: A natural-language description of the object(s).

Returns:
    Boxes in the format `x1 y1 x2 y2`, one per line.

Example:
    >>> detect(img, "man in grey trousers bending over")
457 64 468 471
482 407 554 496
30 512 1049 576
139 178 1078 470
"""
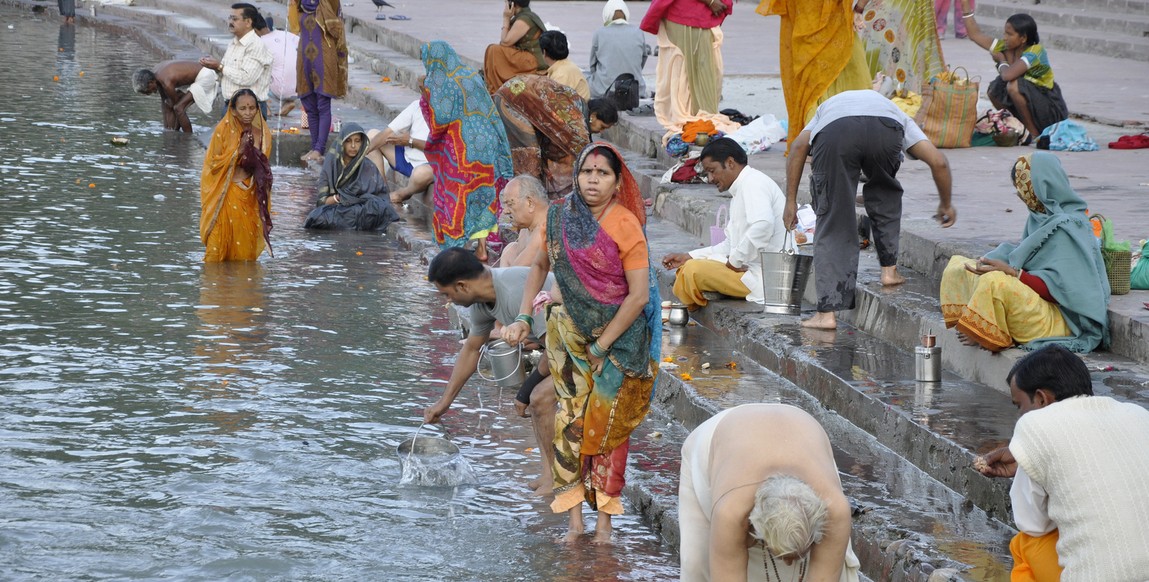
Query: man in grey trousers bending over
783 89 957 330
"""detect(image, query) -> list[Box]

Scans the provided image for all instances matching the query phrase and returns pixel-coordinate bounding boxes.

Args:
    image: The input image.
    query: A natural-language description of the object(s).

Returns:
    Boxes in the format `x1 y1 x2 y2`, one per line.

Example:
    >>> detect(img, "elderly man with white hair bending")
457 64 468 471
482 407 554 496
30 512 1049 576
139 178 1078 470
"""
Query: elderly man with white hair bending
679 403 860 581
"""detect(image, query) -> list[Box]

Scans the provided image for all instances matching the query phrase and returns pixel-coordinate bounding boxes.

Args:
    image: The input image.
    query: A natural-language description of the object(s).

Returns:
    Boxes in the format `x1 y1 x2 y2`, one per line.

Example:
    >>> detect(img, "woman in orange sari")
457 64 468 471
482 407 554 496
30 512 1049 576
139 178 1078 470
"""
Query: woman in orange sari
200 88 274 262
759 0 873 152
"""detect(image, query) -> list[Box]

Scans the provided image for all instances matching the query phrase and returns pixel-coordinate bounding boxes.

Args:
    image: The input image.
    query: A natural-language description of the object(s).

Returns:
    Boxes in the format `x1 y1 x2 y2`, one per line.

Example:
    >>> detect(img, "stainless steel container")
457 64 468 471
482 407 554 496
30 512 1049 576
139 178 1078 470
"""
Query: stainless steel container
668 304 689 327
914 339 941 383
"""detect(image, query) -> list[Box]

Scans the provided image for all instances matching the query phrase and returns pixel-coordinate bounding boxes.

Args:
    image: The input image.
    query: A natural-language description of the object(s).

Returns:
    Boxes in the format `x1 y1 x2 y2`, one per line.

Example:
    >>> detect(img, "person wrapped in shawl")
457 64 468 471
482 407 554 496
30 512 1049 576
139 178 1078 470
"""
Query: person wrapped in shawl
493 75 590 200
289 0 349 162
200 88 274 262
421 41 515 262
940 152 1110 353
304 123 401 231
504 142 661 544
758 0 873 153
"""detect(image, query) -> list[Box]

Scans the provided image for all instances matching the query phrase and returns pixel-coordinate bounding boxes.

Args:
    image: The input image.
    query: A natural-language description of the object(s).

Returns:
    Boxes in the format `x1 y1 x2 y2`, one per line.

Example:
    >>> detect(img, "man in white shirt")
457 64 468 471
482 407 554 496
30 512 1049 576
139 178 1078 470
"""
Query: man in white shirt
662 138 785 310
255 17 299 118
976 344 1149 580
199 3 273 118
366 97 435 205
783 90 957 329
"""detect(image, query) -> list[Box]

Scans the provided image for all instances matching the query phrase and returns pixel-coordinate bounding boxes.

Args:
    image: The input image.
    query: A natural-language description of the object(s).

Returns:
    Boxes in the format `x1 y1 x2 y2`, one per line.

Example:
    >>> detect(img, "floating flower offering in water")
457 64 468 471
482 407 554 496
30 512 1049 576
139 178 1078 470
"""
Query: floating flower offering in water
110 136 129 146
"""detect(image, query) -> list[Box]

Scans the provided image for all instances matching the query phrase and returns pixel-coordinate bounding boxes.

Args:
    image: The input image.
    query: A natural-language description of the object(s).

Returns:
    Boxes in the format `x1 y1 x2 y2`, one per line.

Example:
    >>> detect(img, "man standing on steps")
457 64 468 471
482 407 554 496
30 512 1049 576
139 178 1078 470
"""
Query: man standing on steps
975 345 1149 580
423 248 558 496
199 3 273 119
661 137 786 311
783 89 956 330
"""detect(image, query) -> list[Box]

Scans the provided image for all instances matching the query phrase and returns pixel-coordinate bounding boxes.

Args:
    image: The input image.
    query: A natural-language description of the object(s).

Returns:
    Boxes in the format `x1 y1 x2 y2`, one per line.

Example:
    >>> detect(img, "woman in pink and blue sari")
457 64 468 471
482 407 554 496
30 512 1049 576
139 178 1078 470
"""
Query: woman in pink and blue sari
505 142 660 544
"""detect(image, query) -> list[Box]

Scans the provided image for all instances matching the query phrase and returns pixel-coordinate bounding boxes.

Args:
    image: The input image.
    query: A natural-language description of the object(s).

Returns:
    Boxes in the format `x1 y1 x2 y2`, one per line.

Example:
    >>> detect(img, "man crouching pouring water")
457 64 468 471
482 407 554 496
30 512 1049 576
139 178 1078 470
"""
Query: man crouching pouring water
679 404 861 581
424 247 558 496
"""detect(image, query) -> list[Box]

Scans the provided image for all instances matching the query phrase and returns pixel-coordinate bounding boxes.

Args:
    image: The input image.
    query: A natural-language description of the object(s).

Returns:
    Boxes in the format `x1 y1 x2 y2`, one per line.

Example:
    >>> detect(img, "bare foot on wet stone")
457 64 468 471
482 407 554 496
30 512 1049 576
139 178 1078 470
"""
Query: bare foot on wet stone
956 330 981 348
591 529 612 545
560 528 583 544
880 266 906 286
801 312 837 330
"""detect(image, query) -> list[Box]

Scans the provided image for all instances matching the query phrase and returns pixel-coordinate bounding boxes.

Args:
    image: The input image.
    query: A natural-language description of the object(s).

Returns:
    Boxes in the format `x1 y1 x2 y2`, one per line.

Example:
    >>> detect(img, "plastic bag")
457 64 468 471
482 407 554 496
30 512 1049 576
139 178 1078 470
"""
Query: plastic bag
1131 240 1149 290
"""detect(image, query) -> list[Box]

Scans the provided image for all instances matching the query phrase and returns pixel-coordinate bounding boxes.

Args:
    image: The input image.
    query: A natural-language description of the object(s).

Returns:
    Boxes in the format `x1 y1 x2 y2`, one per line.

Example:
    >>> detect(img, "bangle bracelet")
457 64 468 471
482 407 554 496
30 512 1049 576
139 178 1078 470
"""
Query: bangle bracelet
515 313 534 328
962 12 974 18
589 341 607 359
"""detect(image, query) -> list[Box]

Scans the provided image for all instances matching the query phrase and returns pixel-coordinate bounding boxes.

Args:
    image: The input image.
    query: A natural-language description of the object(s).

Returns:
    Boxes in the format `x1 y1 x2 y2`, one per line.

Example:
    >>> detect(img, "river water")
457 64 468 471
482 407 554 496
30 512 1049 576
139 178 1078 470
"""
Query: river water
0 7 676 580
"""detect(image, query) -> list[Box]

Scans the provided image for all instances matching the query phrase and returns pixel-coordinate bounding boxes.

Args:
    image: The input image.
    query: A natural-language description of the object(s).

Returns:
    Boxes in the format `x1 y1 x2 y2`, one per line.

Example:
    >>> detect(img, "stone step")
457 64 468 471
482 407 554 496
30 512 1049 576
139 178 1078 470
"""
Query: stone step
985 0 1149 18
972 1 1149 60
631 292 1014 581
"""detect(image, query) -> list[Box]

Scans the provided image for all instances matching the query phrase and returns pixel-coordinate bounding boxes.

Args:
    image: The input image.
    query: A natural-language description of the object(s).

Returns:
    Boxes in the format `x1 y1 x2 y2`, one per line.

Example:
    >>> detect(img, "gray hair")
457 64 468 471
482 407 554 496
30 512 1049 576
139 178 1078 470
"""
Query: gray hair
748 475 828 558
131 69 156 94
504 175 547 204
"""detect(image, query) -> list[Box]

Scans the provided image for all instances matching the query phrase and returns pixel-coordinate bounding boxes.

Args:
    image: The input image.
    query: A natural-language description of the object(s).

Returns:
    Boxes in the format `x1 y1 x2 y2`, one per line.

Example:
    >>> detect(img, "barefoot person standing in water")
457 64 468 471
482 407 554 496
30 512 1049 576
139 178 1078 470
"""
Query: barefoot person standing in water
783 90 956 330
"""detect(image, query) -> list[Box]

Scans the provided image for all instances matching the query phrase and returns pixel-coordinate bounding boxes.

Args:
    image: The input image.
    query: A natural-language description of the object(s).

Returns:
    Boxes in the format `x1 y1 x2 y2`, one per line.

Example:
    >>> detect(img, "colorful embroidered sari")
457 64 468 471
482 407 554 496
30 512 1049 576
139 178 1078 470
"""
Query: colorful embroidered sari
759 0 871 151
493 75 590 200
856 0 946 95
420 41 514 249
545 143 661 515
303 123 400 231
200 98 273 262
941 153 1110 352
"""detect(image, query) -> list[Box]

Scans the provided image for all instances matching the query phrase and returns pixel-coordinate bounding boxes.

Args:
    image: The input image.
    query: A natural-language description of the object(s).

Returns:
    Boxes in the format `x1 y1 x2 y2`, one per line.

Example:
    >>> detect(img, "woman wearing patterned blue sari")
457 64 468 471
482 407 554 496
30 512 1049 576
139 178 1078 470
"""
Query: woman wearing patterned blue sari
505 142 660 544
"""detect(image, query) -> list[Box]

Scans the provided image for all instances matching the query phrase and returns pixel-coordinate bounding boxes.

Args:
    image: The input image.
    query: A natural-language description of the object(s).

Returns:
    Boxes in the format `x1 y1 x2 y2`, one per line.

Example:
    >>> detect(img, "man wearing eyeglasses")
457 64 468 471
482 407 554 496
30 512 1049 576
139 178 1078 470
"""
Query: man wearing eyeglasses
199 3 273 119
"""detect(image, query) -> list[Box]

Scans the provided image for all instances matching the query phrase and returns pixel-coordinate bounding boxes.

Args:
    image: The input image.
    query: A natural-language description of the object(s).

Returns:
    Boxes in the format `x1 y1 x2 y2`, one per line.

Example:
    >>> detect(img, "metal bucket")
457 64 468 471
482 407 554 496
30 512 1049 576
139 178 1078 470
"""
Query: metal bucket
479 339 524 388
760 233 813 315
396 436 477 487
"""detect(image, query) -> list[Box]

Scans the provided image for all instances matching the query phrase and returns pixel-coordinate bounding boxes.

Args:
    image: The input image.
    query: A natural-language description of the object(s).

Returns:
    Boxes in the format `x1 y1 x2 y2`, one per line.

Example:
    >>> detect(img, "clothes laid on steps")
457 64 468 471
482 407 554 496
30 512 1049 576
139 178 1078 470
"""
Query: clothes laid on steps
1108 133 1149 150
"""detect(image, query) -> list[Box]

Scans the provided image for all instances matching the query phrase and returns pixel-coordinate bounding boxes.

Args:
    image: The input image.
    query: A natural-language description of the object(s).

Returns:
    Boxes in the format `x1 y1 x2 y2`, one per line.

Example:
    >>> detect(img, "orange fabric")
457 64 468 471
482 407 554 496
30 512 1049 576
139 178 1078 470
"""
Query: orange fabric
599 203 649 271
1010 531 1063 582
483 45 540 94
758 0 861 149
681 120 717 143
200 106 272 262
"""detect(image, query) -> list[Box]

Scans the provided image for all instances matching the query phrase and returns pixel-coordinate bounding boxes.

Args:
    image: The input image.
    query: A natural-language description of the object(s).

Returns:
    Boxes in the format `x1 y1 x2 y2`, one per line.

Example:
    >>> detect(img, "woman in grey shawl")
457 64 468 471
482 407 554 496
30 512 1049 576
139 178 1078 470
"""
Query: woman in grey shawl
304 123 401 231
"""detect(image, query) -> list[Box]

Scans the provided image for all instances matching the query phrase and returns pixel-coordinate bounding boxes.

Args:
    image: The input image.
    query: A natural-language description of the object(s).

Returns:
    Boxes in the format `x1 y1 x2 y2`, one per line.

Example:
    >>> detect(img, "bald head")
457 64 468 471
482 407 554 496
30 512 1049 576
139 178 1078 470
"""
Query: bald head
501 175 548 230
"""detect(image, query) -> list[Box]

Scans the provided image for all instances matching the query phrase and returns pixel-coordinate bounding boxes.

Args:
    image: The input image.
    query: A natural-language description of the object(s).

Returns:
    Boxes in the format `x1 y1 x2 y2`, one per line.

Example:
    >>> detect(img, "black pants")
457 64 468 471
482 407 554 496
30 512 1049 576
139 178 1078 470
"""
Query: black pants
809 116 904 312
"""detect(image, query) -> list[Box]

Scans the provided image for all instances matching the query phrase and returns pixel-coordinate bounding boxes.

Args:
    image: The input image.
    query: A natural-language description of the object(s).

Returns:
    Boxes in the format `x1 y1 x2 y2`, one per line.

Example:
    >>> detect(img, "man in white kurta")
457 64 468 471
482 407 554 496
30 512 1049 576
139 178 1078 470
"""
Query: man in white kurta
662 137 785 309
976 345 1149 581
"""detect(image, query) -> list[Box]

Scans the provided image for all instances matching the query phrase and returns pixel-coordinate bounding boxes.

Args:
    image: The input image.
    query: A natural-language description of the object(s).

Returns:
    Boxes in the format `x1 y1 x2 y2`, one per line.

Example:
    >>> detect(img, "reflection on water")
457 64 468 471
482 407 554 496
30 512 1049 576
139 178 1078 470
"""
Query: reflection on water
0 6 675 579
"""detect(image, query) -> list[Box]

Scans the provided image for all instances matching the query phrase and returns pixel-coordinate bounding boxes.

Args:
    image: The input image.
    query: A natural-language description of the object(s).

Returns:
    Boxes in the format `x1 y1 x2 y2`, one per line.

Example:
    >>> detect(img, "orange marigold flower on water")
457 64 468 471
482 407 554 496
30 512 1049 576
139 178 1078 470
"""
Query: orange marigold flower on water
663 356 674 363
725 361 737 369
356 251 364 256
680 372 692 381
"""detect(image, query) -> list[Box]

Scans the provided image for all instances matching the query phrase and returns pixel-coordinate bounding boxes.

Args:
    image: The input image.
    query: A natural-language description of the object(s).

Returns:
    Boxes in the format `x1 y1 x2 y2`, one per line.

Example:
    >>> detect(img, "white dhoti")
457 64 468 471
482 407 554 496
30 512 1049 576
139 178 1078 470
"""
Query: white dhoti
678 406 861 581
188 67 219 114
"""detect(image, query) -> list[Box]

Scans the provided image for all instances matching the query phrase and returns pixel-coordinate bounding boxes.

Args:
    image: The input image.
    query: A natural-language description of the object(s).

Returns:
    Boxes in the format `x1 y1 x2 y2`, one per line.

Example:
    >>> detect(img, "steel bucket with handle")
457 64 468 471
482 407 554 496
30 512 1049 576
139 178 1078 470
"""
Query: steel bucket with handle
759 230 813 315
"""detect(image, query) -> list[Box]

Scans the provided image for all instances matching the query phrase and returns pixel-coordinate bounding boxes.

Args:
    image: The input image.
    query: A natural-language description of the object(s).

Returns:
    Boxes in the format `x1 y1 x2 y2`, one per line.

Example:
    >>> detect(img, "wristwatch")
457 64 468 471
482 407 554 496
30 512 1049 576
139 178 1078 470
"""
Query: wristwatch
408 136 414 147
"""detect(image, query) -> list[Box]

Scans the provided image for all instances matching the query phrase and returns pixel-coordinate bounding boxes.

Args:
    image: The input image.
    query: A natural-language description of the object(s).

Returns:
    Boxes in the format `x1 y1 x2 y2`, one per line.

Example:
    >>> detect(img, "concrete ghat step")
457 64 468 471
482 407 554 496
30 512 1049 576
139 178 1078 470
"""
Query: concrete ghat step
843 262 1149 404
645 220 1017 520
1016 0 1149 15
978 0 1149 37
969 10 1149 61
629 318 1014 581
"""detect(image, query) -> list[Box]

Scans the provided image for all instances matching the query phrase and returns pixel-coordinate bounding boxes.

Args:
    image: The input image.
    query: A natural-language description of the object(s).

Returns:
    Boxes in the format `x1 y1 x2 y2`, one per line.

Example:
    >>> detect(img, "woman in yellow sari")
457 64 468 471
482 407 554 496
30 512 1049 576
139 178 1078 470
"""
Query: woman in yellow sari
759 0 872 152
200 88 274 262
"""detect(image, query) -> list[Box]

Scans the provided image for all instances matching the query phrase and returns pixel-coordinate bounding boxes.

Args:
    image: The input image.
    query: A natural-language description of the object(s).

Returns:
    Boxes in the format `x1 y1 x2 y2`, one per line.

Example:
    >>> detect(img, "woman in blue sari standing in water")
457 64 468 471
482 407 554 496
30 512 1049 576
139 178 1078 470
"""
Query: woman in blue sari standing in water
505 143 660 544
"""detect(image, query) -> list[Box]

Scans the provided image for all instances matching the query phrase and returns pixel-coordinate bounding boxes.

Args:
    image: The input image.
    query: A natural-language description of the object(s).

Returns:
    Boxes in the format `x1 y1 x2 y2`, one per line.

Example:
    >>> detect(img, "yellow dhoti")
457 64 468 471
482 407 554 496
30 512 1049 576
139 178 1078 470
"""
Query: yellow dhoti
672 258 750 309
1010 530 1063 582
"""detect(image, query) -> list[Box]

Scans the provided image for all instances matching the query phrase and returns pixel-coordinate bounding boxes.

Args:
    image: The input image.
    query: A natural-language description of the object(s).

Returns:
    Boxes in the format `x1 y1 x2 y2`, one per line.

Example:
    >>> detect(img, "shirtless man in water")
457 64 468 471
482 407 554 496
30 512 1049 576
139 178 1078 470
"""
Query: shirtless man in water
132 61 217 132
679 403 862 581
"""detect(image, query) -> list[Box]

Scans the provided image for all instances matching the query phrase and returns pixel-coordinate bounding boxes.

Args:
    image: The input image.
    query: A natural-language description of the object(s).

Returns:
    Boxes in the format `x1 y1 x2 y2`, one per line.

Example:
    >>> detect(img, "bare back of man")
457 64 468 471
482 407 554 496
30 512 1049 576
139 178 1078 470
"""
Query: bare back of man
682 403 856 581
150 61 206 132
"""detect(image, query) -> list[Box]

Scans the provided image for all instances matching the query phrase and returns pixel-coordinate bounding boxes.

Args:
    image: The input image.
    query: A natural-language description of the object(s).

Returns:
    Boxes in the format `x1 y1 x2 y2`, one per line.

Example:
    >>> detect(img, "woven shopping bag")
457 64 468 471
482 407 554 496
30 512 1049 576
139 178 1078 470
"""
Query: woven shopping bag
1091 214 1131 295
916 67 979 149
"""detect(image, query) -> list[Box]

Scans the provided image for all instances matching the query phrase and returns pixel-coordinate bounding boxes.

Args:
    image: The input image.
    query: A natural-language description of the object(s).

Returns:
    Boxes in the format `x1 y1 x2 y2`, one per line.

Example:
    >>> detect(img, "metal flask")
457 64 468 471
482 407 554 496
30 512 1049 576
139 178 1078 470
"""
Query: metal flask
914 333 941 383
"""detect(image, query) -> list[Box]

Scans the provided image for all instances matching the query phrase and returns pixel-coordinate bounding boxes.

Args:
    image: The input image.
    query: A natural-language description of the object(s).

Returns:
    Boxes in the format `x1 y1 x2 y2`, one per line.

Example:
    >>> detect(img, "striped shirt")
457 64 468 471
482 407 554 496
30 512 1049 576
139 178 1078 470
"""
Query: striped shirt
220 30 273 102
